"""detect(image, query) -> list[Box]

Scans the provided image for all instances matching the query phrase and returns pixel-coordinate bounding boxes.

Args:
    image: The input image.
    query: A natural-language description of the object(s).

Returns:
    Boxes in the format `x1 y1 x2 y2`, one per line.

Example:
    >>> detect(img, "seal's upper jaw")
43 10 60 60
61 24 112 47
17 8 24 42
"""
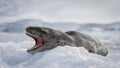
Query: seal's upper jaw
26 27 31 32
26 26 36 34
26 32 44 53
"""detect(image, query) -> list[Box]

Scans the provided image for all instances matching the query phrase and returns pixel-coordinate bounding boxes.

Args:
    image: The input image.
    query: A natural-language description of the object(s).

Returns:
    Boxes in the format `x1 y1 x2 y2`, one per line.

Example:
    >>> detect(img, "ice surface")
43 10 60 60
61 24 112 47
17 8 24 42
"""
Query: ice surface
0 41 119 68
0 31 120 68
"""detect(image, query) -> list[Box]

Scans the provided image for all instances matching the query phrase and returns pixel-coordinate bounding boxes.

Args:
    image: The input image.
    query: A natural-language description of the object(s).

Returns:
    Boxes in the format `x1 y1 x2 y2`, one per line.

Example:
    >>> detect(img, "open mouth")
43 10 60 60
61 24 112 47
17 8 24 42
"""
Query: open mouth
26 32 44 52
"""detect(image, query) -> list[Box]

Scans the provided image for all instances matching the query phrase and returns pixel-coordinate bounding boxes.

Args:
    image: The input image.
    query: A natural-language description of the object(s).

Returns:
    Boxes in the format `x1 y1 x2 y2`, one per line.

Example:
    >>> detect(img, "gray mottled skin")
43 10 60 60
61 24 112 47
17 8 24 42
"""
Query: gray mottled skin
26 26 108 56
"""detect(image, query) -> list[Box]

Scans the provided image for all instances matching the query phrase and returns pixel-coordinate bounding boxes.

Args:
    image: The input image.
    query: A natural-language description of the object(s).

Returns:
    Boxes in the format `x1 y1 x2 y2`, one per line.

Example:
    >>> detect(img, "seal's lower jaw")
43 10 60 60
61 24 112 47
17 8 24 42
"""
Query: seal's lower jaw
26 32 44 52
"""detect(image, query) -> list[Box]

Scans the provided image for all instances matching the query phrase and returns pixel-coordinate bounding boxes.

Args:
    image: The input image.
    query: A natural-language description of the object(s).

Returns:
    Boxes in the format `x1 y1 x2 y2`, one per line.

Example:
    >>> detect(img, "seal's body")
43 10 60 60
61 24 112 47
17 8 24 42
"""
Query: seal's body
26 26 108 56
65 31 108 56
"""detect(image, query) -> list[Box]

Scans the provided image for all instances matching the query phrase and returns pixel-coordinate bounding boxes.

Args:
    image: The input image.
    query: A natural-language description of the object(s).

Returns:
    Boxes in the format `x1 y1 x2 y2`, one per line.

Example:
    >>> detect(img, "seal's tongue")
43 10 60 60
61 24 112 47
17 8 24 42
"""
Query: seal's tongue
26 32 44 51
34 36 43 48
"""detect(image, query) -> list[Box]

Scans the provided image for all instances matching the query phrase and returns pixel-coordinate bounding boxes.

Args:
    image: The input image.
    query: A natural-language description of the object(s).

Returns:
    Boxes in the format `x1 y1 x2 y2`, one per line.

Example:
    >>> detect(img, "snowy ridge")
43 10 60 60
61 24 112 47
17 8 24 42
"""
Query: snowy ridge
78 22 120 31
0 19 79 33
0 19 120 33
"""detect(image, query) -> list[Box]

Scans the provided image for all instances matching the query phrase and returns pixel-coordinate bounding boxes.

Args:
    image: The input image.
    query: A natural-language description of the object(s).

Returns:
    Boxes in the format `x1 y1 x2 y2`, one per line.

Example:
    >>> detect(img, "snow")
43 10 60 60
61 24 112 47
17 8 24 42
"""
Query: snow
0 19 120 33
0 30 120 68
0 15 119 68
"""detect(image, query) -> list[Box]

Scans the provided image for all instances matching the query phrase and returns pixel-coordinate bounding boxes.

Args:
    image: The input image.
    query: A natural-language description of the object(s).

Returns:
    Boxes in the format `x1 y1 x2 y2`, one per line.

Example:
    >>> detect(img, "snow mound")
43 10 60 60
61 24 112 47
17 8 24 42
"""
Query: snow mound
0 41 120 68
0 18 120 33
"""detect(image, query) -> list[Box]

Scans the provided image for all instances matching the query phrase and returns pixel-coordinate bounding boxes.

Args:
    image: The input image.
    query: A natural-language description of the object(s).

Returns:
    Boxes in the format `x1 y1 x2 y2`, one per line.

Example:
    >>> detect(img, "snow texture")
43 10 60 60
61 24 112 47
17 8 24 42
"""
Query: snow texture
0 30 120 68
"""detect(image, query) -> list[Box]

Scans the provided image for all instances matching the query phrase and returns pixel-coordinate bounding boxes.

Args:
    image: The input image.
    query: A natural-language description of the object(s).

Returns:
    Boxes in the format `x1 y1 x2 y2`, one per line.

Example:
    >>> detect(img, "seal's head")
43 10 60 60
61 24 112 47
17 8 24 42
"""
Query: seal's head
26 26 71 54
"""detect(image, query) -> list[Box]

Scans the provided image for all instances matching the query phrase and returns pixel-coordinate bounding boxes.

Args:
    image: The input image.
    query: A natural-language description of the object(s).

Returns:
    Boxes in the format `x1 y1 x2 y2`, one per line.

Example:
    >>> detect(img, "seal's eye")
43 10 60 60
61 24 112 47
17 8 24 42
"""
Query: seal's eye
32 30 38 35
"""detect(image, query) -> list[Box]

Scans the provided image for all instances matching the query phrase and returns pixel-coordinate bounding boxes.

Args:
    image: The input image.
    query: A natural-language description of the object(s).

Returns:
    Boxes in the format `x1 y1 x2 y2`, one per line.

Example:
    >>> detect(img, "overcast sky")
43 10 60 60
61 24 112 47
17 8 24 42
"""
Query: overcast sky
0 0 120 23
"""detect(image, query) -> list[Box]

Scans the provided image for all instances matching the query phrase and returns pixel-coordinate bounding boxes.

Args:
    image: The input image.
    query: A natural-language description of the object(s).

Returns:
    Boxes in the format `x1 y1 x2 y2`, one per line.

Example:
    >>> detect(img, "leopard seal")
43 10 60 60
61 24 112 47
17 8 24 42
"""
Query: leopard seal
26 26 108 56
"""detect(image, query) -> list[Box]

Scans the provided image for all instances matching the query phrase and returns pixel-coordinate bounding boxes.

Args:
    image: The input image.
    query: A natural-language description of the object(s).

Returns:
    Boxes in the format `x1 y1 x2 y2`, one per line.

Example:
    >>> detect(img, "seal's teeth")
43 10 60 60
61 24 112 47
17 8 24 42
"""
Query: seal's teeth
27 47 34 51
27 45 41 51
27 46 35 51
